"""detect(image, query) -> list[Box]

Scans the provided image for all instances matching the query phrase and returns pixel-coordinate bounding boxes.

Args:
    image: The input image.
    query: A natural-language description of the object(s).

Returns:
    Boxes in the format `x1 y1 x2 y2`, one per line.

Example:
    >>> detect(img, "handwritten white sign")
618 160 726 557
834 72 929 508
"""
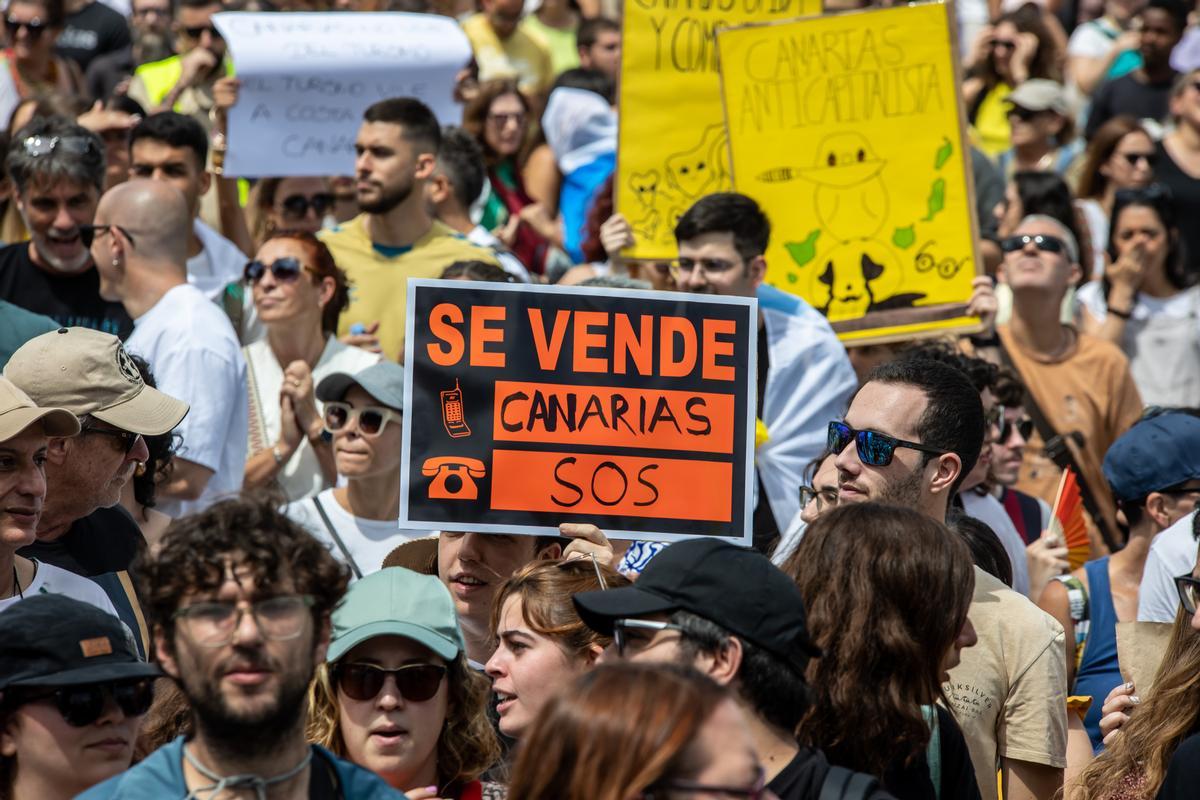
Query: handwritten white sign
213 12 472 177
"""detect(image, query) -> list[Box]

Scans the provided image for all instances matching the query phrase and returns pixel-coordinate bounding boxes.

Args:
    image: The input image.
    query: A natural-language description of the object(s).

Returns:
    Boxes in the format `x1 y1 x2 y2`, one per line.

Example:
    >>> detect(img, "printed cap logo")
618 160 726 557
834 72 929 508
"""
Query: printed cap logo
115 346 143 386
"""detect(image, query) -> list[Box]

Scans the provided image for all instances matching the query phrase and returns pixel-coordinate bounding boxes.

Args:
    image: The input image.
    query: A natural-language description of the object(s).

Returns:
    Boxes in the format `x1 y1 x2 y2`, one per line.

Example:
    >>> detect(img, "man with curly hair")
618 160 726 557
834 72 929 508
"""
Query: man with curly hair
81 496 405 799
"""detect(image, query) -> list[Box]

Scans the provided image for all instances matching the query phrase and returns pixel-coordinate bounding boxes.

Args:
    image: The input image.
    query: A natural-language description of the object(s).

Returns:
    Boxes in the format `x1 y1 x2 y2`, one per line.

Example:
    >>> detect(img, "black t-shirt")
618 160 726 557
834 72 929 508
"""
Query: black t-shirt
1085 71 1176 139
55 0 132 70
1156 731 1200 799
752 321 778 554
0 242 133 339
769 747 896 800
84 44 134 102
1155 139 1200 277
20 504 143 575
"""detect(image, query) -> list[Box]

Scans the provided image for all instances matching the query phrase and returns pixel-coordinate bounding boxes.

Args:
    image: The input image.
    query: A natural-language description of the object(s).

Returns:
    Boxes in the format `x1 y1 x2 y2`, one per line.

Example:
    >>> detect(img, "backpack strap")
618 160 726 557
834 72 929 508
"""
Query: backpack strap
922 706 942 800
820 765 884 800
311 496 363 580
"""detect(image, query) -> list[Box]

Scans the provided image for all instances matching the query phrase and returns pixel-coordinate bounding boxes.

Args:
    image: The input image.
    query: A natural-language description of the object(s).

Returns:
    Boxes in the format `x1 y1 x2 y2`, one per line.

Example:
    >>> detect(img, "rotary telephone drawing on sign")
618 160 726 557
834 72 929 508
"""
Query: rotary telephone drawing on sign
422 456 486 500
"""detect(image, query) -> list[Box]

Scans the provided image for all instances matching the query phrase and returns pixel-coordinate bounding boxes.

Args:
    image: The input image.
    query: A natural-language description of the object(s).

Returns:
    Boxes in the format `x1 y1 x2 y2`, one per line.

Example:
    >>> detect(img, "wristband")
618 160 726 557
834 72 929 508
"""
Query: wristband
1107 305 1133 320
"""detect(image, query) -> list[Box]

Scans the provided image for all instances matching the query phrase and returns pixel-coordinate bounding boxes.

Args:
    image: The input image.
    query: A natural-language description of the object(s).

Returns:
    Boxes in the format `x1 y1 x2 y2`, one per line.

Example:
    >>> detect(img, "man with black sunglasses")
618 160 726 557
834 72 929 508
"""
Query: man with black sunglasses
0 594 161 799
82 496 403 799
90 178 248 517
987 371 1052 547
5 327 189 657
832 356 1068 800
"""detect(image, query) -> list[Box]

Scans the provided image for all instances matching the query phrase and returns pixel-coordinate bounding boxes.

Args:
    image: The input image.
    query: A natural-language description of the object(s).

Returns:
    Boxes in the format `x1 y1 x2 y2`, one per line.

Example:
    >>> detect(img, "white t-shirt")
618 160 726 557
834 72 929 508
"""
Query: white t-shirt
0 560 120 616
187 220 248 300
125 283 249 517
1077 199 1108 278
1138 510 1197 622
244 336 379 501
1067 16 1120 59
962 490 1032 598
286 488 429 578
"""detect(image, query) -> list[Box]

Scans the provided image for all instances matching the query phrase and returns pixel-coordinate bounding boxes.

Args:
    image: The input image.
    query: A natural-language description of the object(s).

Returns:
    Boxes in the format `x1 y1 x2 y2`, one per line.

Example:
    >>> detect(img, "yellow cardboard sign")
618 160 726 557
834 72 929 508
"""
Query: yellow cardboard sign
717 2 981 344
617 0 821 261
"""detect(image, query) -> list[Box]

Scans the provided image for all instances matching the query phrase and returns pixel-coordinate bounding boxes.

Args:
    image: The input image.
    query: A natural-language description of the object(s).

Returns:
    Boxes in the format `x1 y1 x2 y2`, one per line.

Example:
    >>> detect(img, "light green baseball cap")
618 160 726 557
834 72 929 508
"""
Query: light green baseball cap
327 567 465 664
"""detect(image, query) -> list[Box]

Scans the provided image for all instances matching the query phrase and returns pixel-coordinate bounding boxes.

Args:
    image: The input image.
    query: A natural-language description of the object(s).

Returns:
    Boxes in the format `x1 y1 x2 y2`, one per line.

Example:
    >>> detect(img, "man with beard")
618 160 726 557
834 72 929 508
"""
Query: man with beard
830 357 1067 800
321 98 499 362
80 496 404 799
671 193 856 554
0 116 133 339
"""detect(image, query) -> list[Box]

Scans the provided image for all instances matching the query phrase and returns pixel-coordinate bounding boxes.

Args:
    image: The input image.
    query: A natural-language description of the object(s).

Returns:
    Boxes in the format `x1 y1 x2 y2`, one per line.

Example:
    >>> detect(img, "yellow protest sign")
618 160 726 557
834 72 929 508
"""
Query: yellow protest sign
617 0 821 261
716 2 982 344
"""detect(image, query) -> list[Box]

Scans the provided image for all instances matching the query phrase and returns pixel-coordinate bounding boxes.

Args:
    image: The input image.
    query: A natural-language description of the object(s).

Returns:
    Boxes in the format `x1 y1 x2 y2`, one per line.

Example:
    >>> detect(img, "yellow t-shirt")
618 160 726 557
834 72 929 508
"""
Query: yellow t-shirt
944 567 1068 800
319 216 499 361
972 82 1013 159
462 13 555 97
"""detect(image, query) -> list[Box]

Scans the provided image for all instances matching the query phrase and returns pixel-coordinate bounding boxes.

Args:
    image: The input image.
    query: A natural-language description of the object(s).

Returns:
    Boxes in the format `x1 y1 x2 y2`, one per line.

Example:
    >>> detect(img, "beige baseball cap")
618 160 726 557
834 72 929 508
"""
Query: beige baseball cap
0 377 80 442
3 328 189 436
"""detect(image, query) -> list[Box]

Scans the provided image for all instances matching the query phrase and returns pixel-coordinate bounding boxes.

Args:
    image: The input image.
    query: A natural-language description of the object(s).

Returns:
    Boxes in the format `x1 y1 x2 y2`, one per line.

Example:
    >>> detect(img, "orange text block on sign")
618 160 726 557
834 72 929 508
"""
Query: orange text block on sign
491 450 732 522
493 381 734 453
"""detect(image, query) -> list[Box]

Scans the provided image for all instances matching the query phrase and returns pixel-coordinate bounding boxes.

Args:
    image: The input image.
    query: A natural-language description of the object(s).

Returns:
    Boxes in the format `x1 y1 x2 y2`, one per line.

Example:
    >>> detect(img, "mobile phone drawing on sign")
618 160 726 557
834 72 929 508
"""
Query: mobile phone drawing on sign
441 379 471 438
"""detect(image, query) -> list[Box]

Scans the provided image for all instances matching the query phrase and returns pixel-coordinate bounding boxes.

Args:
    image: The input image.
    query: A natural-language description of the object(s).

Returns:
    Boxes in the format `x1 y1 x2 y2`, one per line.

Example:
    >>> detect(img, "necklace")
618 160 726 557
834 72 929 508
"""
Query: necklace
5 564 23 600
183 742 313 800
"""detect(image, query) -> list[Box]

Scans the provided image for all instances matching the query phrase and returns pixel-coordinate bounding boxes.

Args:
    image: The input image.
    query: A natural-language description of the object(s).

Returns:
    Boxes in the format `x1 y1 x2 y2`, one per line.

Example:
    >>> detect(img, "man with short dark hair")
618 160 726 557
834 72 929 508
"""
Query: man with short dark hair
574 538 892 800
320 98 499 361
672 192 856 552
832 356 1067 800
129 111 246 298
576 17 620 80
80 497 403 799
0 116 133 338
5 326 189 655
127 0 232 126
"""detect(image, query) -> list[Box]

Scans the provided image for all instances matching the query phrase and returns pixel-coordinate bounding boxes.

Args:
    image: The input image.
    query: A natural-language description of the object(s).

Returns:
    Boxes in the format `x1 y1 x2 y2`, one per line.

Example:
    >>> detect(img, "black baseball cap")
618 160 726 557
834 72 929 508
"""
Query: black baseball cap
573 538 821 671
0 594 161 690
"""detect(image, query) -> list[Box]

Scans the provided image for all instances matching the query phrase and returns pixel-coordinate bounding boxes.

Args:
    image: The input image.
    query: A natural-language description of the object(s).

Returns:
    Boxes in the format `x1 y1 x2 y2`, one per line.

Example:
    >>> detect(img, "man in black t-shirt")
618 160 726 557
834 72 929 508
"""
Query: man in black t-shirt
4 327 189 656
0 116 134 338
56 0 132 70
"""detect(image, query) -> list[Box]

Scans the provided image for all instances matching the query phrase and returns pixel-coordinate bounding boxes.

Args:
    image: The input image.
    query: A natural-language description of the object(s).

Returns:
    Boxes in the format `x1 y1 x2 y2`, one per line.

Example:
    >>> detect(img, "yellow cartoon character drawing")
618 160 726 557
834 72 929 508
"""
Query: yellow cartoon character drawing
798 132 889 244
664 124 729 200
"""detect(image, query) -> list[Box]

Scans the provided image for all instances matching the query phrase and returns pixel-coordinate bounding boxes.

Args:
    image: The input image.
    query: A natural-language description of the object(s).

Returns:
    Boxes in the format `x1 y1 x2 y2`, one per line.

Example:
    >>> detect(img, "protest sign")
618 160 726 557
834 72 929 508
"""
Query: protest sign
716 1 983 344
615 0 821 261
212 12 471 177
400 280 757 544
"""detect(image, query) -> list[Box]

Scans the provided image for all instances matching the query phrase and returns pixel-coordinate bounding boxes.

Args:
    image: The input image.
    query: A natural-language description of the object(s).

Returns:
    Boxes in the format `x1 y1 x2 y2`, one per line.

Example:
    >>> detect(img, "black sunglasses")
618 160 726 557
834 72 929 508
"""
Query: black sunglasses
1007 106 1047 122
334 663 446 703
1120 152 1157 168
280 193 335 219
5 16 47 38
81 424 141 454
999 415 1034 443
14 678 154 727
999 234 1067 255
1176 574 1200 615
244 256 310 284
181 24 221 38
79 224 135 249
990 38 1016 51
828 420 948 467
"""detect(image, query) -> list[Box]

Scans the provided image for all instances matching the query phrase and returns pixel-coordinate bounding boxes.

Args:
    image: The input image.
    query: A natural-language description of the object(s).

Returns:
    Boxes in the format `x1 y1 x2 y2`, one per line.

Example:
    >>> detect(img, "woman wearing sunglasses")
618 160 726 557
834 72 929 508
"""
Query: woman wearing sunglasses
246 177 337 249
0 593 160 800
1068 547 1200 800
2 0 86 100
509 662 772 800
286 361 426 578
307 567 502 799
782 503 981 800
1076 184 1200 407
242 231 379 501
485 558 628 743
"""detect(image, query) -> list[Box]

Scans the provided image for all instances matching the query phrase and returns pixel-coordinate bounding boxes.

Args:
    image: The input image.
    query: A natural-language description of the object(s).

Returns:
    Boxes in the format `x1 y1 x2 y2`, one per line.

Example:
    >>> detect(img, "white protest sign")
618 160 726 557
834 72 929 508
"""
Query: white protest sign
213 12 472 177
0 59 19 135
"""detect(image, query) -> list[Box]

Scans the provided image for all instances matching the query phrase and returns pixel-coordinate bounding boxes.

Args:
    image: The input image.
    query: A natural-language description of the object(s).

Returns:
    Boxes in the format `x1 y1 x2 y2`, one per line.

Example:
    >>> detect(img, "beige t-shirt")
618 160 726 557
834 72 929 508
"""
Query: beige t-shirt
944 566 1068 800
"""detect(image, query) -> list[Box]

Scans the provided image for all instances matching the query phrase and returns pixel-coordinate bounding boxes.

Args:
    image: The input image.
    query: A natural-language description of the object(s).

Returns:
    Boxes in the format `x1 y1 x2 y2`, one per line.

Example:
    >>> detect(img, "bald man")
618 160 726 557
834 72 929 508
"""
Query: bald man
92 179 248 516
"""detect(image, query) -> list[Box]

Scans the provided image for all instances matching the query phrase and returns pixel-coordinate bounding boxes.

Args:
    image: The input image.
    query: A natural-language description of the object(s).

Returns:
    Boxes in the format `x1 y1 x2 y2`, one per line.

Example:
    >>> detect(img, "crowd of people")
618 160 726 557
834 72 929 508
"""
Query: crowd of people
1 0 1200 797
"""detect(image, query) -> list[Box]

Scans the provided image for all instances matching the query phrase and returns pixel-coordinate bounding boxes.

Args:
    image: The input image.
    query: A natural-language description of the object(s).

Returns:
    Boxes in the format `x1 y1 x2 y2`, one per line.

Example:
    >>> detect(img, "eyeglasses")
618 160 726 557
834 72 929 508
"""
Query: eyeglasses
1176 574 1200 614
81 424 142 455
22 135 99 158
827 420 949 467
180 24 221 39
984 405 1002 431
5 16 47 39
667 257 741 280
244 257 313 285
16 678 154 727
999 234 1068 255
334 662 447 703
646 766 768 799
999 411 1034 443
79 224 136 249
280 193 335 219
612 618 686 658
486 111 526 128
1120 152 1157 168
799 485 838 513
990 38 1016 51
172 594 314 648
324 402 401 437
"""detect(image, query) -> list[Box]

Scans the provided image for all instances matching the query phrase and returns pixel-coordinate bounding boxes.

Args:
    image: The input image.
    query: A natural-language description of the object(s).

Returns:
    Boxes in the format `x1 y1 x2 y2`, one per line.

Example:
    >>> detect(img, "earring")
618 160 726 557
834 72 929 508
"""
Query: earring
112 258 120 268
135 462 146 477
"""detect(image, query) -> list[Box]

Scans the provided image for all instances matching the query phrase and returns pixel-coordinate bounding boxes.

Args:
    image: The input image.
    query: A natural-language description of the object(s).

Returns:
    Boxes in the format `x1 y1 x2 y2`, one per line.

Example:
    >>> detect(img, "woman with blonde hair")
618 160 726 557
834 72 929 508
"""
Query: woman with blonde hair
484 558 629 740
307 567 503 799
507 662 766 800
